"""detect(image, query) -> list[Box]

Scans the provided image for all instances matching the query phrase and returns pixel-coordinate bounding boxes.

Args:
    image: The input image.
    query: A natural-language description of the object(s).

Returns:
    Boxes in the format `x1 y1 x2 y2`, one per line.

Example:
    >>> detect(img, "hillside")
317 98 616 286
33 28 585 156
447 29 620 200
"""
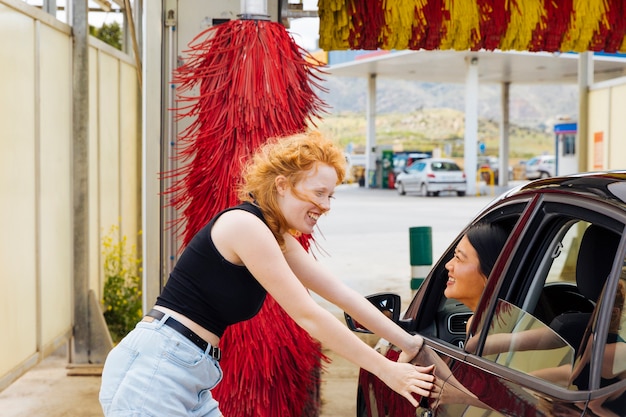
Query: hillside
311 76 578 159
313 108 554 160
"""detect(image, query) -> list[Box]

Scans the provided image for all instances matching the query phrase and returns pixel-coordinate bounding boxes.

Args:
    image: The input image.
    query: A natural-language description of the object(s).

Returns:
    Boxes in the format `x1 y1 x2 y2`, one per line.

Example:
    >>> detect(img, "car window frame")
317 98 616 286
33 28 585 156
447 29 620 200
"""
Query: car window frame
587 237 626 391
406 197 531 340
470 194 626 392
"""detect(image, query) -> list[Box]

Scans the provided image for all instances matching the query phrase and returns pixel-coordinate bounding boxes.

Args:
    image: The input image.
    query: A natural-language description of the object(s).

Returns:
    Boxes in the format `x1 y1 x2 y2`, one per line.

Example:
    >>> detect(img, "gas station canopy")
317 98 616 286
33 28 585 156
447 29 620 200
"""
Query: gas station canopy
326 49 626 85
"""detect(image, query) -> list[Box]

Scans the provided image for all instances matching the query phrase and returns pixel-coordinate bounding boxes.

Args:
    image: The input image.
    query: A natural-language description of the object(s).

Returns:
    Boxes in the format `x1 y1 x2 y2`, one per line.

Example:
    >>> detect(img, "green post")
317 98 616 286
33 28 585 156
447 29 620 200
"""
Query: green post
409 226 432 290
381 150 393 189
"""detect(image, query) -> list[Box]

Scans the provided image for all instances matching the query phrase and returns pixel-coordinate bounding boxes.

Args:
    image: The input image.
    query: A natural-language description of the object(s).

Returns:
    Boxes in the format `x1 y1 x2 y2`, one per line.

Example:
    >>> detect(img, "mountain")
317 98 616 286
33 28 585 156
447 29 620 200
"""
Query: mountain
315 76 579 130
312 76 578 159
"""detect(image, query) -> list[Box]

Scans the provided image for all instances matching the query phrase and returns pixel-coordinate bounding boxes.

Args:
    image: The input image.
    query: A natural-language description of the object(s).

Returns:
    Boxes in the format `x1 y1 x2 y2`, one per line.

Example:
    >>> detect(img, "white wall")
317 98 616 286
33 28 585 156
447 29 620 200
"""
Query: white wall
0 0 141 391
588 77 626 171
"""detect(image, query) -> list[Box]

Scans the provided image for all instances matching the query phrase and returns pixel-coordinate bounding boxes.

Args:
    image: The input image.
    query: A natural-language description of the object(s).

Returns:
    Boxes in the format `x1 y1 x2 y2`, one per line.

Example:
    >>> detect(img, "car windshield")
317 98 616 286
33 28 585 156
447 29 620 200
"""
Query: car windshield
431 161 461 172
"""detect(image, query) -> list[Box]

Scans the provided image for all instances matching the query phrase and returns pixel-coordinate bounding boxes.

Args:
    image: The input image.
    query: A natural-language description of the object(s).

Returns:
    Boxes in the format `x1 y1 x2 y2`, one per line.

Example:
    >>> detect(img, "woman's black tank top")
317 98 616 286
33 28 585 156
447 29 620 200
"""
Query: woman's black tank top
156 202 267 337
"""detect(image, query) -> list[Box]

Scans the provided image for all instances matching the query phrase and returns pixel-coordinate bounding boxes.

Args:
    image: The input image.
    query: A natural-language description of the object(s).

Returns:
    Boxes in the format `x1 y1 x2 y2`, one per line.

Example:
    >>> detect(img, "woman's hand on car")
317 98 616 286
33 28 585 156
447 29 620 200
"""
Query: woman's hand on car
379 361 435 407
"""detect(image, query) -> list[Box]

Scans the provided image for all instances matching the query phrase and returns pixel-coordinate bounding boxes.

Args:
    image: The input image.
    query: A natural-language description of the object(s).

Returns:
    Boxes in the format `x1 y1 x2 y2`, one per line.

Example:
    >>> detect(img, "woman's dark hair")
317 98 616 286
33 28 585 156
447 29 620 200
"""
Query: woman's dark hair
465 222 509 278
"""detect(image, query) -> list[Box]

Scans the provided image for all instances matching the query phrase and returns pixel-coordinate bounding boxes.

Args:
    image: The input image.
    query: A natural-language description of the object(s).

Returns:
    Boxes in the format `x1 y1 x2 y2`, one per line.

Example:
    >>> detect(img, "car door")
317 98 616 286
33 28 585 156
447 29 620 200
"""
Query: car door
355 199 528 417
413 194 626 417
403 162 425 192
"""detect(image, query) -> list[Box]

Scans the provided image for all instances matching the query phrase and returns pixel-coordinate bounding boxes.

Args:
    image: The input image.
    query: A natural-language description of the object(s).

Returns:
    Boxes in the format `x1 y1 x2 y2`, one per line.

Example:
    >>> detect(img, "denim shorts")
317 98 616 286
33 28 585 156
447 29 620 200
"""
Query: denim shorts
99 313 223 417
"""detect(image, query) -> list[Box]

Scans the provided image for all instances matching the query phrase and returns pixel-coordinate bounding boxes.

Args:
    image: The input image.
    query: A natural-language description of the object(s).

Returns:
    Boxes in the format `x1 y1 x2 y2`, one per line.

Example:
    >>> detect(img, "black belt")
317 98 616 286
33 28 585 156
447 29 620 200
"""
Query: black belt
145 309 221 361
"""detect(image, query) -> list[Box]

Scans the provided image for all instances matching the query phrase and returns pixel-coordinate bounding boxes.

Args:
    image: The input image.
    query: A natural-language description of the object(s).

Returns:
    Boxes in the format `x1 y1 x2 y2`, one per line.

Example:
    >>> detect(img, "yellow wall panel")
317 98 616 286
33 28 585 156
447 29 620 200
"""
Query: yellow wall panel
0 4 141 387
98 52 121 243
609 84 626 170
38 24 73 343
0 5 37 375
119 62 140 249
88 47 103 293
588 89 610 171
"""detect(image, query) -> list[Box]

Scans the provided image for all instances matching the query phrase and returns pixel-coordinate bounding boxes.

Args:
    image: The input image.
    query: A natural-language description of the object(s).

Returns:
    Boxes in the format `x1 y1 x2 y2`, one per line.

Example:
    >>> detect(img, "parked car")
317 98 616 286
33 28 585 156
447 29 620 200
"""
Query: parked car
525 155 556 180
395 158 466 197
393 152 430 179
477 155 513 183
346 171 626 417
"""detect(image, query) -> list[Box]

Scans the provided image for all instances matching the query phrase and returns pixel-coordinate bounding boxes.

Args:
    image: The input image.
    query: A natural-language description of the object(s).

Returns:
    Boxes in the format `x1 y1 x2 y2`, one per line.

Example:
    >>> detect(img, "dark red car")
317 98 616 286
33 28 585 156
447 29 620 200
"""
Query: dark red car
346 171 626 417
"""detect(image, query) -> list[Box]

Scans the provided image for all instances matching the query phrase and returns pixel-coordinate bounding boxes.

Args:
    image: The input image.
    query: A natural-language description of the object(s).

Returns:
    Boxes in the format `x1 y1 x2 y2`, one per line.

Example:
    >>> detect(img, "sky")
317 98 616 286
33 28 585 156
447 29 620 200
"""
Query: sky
31 0 321 52
286 0 320 51
288 17 320 51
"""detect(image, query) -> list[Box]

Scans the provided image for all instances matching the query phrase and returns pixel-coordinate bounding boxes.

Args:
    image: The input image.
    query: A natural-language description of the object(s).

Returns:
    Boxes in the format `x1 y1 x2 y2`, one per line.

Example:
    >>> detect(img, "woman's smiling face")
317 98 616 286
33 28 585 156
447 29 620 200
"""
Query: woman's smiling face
444 235 487 311
276 163 338 235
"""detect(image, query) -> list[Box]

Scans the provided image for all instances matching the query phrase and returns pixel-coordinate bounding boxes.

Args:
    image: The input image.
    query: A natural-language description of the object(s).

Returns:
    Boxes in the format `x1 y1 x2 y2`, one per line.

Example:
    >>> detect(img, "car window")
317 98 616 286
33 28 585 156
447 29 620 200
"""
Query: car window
408 200 526 347
431 161 460 172
599 264 626 387
565 257 626 415
480 299 574 388
413 162 425 172
563 134 576 156
473 214 623 391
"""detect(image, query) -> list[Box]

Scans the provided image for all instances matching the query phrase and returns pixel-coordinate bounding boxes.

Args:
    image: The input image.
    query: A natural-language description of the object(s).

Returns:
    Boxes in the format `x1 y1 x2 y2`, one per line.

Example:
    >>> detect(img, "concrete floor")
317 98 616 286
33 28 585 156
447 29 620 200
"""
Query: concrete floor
0 184 495 416
0 343 361 417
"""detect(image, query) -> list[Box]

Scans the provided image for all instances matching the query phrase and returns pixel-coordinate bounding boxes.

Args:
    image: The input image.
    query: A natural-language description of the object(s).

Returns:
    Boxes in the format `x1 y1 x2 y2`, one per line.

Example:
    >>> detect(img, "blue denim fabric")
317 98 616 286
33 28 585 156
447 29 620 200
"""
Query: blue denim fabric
99 313 223 416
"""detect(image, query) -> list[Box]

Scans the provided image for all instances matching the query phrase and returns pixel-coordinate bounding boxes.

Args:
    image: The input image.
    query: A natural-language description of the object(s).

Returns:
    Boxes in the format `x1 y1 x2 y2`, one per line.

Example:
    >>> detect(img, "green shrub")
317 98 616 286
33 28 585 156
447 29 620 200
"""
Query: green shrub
90 21 123 50
101 226 142 343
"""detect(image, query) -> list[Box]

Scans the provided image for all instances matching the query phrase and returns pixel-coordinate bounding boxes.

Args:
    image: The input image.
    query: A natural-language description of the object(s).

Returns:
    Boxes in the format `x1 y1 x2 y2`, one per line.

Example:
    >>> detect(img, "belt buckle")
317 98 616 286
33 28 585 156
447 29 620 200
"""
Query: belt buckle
210 346 222 361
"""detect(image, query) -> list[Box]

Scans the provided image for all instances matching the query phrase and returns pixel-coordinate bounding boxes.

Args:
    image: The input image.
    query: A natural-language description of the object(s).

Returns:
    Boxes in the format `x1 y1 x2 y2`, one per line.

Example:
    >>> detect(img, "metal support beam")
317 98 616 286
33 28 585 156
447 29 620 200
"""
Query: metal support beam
142 0 165 313
500 82 510 187
365 73 377 188
578 52 593 172
70 0 90 364
43 0 57 14
464 57 479 196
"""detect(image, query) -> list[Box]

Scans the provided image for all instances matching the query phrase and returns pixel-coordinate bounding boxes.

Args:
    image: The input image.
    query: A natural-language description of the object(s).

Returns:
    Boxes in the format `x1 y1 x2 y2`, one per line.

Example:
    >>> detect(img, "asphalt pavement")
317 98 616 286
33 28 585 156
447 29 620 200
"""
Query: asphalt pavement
0 184 498 417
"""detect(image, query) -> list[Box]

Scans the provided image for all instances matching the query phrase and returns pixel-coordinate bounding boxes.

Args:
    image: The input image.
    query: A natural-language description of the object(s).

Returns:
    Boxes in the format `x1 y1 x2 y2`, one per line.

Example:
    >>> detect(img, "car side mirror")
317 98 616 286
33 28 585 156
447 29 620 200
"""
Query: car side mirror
344 293 402 333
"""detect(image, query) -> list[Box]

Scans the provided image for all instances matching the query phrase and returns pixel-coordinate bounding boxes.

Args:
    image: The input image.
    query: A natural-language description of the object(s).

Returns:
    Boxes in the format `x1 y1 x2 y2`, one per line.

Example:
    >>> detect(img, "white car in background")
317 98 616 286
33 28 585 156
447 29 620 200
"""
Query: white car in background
526 155 556 180
395 158 466 197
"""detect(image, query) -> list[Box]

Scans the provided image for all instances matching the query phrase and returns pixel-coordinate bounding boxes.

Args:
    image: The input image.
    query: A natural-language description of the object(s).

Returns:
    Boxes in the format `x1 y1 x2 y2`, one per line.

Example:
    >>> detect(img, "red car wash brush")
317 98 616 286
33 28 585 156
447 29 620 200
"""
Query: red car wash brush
163 1 329 415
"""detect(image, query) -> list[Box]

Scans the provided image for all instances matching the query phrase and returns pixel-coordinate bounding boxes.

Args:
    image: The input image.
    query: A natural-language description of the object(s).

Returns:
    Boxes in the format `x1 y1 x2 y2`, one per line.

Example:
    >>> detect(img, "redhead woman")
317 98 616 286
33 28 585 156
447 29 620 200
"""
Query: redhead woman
99 131 435 416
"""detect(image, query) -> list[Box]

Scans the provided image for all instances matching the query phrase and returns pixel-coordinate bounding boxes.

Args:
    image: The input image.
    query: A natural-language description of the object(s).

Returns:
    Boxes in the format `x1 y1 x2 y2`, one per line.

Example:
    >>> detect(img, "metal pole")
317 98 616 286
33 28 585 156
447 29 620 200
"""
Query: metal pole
464 56 479 196
142 0 165 312
578 52 593 173
43 0 57 15
71 0 90 364
164 2 178 280
366 73 377 188
500 82 510 187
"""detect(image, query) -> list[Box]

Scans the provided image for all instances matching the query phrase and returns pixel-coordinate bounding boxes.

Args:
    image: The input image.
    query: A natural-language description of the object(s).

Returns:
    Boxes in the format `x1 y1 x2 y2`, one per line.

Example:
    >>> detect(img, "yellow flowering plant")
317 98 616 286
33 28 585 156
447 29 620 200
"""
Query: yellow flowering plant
101 226 142 343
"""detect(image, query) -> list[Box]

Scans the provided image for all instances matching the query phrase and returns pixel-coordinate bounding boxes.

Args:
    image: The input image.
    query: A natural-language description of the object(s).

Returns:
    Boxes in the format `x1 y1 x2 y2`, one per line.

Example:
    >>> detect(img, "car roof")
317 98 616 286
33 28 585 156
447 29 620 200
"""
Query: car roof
499 171 626 208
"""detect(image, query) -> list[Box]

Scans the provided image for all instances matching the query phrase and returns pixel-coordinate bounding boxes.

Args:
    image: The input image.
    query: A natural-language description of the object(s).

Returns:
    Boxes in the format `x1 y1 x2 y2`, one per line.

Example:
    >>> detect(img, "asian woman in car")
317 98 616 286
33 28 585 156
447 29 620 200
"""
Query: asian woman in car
453 223 574 356
444 222 509 331
99 131 435 417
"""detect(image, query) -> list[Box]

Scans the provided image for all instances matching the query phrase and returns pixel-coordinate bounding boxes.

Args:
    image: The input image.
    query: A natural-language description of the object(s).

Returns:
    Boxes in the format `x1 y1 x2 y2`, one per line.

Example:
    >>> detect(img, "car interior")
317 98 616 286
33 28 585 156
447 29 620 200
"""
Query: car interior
546 224 621 355
407 202 523 348
408 200 626 393
348 194 626 416
476 217 624 393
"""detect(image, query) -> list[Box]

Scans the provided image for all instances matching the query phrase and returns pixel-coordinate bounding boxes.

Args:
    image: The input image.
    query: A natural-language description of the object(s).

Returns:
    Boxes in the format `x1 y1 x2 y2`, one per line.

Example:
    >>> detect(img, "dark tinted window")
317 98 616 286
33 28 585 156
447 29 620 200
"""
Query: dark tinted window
412 162 426 172
472 201 624 391
431 161 461 172
407 200 525 348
